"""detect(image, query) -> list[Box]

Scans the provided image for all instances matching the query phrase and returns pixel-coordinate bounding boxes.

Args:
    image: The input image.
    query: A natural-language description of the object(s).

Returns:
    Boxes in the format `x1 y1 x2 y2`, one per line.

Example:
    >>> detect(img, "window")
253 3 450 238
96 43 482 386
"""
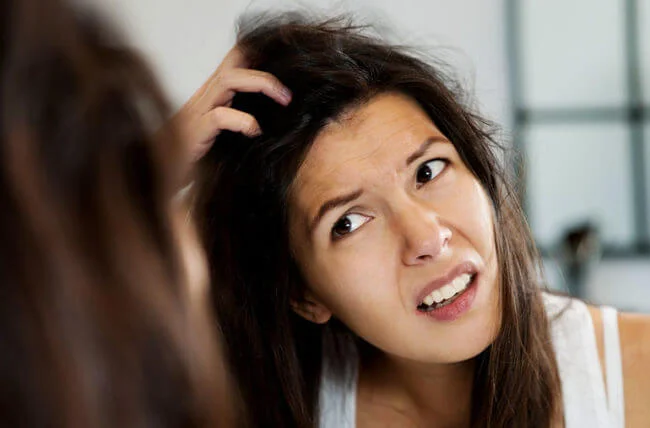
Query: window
507 0 650 256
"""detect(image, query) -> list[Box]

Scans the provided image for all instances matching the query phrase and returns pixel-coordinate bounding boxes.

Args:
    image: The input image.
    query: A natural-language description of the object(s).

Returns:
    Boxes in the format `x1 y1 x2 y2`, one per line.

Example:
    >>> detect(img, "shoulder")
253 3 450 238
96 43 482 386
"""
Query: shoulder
618 310 650 426
588 305 650 427
617 310 650 361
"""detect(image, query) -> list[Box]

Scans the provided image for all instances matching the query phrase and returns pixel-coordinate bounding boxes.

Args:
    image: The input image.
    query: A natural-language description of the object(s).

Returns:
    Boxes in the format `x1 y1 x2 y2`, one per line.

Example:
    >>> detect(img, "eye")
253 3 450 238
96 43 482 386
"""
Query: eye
331 213 372 239
416 158 447 185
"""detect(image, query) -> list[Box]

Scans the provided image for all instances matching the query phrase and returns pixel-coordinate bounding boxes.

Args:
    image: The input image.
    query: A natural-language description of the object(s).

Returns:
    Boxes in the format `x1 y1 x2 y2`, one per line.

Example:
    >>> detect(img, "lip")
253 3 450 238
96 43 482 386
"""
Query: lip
414 261 479 306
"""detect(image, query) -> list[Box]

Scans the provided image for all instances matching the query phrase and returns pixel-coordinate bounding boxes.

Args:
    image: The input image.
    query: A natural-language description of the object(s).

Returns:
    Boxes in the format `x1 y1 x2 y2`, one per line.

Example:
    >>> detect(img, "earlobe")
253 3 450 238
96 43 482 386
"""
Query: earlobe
290 292 332 324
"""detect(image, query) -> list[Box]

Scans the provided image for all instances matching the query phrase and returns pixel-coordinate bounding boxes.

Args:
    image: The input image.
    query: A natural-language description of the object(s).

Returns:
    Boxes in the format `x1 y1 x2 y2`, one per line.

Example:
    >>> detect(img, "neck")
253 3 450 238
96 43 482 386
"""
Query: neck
358 348 476 428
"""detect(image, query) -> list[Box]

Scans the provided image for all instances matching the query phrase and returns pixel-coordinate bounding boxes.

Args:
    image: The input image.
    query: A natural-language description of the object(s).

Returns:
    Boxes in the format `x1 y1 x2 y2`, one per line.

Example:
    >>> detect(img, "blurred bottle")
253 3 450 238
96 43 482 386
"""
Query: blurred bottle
556 222 602 298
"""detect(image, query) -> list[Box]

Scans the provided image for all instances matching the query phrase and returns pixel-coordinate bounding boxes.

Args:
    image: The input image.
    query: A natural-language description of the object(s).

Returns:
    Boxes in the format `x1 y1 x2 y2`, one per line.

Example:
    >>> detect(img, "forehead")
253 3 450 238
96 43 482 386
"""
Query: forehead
290 92 446 210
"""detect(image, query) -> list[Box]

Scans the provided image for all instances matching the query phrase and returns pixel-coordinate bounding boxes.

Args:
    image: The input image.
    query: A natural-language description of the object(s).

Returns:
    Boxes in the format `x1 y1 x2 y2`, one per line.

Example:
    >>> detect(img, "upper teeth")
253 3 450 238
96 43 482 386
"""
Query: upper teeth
422 273 472 306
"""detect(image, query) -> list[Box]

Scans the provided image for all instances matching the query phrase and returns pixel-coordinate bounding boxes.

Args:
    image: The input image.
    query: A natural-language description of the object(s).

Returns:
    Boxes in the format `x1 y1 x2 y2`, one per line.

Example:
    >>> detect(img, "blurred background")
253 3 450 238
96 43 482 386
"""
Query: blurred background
90 0 650 312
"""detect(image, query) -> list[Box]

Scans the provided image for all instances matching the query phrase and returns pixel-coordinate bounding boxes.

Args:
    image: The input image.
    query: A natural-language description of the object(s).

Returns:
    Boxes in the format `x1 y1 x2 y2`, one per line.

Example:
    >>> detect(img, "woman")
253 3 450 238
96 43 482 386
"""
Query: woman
0 0 290 425
198 14 650 428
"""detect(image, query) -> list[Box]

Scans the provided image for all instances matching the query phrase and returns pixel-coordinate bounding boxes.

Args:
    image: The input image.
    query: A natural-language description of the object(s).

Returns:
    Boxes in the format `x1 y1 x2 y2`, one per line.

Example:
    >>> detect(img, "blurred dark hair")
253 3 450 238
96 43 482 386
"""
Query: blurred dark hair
199 13 562 428
0 0 232 426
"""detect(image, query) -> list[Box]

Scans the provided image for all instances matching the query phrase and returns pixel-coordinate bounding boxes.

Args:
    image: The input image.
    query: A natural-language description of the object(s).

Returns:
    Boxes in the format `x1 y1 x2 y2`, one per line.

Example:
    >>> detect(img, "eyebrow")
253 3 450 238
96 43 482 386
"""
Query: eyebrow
405 136 448 167
310 189 363 233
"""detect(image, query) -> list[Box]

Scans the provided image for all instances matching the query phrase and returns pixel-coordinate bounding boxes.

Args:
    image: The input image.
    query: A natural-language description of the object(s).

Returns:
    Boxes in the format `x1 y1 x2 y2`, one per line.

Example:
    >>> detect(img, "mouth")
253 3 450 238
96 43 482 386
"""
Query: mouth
416 272 477 312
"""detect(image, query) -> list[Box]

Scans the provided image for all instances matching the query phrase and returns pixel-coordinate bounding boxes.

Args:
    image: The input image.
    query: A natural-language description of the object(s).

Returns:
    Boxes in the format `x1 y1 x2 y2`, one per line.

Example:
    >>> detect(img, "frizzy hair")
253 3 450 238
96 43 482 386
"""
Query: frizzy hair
199 13 562 427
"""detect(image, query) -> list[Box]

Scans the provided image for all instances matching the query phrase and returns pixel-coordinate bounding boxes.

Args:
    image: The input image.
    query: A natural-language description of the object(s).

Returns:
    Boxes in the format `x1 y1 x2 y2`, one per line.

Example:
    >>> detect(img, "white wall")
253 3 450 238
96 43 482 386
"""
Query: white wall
545 258 650 313
89 0 243 108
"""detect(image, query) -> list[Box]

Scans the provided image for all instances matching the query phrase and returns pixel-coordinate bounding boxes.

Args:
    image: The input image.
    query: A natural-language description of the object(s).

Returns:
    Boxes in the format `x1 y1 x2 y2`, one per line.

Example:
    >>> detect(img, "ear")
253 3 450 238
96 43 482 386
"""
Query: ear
290 290 332 324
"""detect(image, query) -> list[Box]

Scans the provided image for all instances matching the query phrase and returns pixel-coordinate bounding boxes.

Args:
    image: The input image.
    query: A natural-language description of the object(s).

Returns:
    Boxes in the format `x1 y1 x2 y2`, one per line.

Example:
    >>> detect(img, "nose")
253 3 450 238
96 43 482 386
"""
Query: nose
396 201 452 266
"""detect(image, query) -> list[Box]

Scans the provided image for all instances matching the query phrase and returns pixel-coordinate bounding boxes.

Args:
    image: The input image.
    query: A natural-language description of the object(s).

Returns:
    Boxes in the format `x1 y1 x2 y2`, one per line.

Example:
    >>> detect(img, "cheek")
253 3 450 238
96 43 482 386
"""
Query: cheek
304 248 409 352
472 182 496 249
298 236 400 319
445 177 496 258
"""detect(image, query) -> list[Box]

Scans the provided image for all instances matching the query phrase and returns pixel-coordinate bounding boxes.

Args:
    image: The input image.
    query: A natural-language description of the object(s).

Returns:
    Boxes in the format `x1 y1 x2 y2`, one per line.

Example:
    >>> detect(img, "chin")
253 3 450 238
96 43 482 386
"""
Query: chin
434 324 499 363
409 300 501 364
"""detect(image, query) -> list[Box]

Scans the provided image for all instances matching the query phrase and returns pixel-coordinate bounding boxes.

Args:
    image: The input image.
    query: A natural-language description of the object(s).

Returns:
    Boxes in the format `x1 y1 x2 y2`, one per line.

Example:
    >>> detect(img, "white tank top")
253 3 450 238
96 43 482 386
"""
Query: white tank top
318 293 625 428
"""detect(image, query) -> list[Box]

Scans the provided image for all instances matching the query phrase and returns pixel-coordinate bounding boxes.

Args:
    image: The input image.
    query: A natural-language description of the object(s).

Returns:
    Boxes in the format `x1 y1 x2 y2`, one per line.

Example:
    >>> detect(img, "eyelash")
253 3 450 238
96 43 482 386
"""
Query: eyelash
329 158 450 240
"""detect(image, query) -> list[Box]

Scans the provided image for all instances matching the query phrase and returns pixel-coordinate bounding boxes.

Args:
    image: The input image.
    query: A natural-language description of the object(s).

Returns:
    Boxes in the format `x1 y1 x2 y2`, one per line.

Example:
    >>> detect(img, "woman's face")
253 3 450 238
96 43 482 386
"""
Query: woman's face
289 92 501 364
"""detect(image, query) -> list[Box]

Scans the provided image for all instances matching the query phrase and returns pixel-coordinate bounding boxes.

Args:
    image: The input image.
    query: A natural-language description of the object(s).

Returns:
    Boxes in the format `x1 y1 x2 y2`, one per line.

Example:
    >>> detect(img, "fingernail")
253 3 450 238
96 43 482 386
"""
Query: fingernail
281 88 292 105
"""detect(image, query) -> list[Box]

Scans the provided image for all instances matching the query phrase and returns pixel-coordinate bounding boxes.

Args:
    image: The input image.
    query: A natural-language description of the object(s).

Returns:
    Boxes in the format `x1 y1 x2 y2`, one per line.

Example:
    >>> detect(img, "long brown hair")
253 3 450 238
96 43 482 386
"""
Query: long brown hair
0 0 231 425
199 13 562 427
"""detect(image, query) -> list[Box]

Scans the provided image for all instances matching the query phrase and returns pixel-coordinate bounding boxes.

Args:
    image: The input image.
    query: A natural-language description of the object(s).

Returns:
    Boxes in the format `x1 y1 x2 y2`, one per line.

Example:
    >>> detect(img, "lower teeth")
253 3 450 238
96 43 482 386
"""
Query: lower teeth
418 292 461 312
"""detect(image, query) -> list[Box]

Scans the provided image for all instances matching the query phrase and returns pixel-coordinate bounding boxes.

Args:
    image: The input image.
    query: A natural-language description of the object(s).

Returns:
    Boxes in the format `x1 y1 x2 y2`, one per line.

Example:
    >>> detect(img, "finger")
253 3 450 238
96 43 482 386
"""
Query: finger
206 106 261 139
211 68 292 107
190 107 261 161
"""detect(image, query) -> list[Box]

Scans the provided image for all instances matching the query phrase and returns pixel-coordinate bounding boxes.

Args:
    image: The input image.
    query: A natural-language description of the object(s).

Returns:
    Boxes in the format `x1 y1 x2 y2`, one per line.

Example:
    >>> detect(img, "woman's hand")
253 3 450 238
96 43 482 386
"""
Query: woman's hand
171 47 291 163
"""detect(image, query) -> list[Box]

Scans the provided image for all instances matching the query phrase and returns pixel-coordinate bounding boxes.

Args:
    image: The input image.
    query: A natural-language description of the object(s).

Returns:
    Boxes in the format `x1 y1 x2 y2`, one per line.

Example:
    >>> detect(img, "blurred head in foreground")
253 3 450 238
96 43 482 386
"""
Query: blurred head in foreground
0 0 232 426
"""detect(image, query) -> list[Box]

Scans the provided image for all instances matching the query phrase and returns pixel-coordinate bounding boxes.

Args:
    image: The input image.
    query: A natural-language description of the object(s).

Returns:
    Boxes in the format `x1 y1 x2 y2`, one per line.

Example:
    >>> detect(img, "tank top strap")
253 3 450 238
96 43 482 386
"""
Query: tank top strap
543 292 612 427
601 306 625 428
